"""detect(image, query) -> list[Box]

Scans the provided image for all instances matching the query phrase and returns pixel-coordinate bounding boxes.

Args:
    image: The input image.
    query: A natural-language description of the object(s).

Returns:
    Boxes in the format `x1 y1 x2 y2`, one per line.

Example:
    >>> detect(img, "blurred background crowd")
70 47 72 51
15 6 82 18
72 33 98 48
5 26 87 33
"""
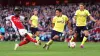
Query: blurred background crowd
0 3 100 42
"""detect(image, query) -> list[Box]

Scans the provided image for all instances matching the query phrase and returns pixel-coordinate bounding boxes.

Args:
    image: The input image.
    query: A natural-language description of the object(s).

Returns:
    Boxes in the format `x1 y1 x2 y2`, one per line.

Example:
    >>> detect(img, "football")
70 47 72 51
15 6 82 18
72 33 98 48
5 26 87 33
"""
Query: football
70 42 76 48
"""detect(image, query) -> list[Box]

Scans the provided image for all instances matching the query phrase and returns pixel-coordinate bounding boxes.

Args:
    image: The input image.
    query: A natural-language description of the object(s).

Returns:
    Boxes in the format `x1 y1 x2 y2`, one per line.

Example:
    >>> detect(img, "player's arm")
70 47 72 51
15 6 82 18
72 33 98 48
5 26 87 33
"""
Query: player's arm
65 16 72 30
52 17 56 28
67 20 72 30
89 16 97 22
20 16 25 22
6 15 12 20
29 20 32 25
52 23 55 28
29 16 32 25
72 10 78 24
29 16 35 27
72 16 76 24
87 10 97 22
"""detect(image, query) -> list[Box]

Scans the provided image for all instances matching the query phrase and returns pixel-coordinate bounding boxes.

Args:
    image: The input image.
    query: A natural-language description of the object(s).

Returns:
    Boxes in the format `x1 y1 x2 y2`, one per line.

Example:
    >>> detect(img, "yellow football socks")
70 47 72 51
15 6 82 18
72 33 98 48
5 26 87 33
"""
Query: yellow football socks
81 36 87 45
46 40 53 46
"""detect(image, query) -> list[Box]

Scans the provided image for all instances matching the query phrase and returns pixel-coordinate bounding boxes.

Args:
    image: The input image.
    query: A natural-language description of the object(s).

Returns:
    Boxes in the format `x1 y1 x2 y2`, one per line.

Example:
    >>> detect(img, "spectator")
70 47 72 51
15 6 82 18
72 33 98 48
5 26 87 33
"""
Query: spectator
5 23 17 41
0 24 5 35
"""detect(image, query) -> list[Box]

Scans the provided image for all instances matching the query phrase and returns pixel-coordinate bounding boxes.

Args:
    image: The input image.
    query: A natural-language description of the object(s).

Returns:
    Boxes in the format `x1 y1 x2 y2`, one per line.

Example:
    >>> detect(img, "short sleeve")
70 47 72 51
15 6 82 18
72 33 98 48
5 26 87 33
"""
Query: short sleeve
65 16 69 22
30 16 33 20
52 17 56 23
6 17 10 20
6 15 13 20
75 10 78 16
20 16 25 21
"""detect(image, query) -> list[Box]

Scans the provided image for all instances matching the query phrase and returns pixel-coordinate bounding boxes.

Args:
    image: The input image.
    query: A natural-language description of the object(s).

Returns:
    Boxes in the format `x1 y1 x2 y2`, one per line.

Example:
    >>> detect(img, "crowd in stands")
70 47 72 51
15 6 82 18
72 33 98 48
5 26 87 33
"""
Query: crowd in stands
0 3 100 42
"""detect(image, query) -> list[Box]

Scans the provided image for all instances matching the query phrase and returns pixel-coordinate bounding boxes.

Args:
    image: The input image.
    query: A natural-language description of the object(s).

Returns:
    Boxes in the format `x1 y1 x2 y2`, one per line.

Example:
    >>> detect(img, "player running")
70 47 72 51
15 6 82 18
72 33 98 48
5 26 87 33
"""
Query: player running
43 9 72 50
29 10 41 45
6 7 38 50
69 3 97 48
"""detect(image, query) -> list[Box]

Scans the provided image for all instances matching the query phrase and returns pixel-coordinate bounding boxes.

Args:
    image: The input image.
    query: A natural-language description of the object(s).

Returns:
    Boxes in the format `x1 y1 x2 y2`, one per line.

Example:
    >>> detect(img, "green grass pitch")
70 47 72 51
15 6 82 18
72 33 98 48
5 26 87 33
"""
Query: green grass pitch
0 41 100 56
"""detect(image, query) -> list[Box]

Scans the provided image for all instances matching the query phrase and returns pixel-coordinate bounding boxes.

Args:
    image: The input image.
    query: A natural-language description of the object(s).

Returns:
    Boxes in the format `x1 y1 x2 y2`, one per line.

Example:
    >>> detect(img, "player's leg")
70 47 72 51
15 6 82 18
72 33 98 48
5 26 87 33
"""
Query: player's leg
43 35 59 50
14 38 30 50
35 31 41 45
43 30 59 50
46 35 59 46
25 33 37 43
19 29 37 43
34 28 41 45
43 30 54 50
70 27 80 42
70 34 76 42
68 33 77 47
69 27 81 47
19 38 30 46
30 28 41 45
80 28 89 48
43 39 53 50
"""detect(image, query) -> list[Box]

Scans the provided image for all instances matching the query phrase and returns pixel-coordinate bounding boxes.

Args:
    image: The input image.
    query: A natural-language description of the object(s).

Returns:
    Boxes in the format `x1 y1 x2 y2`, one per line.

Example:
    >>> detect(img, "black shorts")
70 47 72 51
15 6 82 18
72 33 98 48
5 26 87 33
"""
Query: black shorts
30 27 39 34
75 26 88 33
51 30 62 39
75 26 88 41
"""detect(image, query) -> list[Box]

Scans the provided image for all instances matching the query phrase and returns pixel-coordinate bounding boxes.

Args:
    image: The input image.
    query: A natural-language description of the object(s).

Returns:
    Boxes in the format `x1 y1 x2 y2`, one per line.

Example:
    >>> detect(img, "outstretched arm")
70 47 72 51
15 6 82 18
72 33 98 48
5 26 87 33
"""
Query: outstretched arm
89 15 97 22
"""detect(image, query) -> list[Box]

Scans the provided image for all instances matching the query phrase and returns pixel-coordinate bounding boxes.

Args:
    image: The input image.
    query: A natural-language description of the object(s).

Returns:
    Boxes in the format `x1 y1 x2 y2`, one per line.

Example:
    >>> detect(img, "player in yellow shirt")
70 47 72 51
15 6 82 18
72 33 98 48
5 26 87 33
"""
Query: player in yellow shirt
69 3 97 48
29 10 41 45
43 9 72 50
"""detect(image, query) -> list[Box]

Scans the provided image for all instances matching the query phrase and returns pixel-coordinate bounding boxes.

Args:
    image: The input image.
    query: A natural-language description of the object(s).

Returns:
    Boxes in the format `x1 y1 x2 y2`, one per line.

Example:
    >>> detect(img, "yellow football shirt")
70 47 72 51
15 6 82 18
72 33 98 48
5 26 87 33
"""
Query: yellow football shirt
75 9 90 26
53 15 68 32
30 15 38 28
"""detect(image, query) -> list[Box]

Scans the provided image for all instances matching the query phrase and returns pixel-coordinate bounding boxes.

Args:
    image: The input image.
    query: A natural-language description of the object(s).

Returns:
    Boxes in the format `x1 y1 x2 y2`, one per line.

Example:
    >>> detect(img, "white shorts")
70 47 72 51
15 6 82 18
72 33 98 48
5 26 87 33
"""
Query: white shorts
18 29 28 36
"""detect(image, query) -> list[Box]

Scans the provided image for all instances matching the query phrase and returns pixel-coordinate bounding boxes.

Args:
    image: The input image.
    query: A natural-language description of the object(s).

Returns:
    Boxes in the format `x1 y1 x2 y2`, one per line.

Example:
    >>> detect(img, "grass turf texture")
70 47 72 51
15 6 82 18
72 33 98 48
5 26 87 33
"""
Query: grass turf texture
0 41 100 56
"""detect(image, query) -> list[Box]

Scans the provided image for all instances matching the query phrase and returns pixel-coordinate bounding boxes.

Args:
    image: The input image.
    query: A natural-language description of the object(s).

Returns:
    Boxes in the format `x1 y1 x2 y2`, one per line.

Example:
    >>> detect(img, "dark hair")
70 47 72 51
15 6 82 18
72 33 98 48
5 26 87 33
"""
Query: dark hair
79 3 85 6
56 9 62 12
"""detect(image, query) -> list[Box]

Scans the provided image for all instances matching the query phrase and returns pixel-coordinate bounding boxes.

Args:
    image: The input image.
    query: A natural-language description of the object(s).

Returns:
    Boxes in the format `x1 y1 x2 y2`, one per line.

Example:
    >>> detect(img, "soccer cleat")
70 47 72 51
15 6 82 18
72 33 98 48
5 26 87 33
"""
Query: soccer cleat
80 45 84 48
43 44 47 49
43 44 50 50
35 43 39 45
14 44 19 50
45 45 50 50
35 40 41 46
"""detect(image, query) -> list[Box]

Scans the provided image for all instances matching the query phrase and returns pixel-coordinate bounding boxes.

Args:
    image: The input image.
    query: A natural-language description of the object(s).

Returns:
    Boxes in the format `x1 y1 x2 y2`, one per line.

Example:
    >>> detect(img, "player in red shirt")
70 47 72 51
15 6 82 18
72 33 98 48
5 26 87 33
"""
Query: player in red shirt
6 7 38 50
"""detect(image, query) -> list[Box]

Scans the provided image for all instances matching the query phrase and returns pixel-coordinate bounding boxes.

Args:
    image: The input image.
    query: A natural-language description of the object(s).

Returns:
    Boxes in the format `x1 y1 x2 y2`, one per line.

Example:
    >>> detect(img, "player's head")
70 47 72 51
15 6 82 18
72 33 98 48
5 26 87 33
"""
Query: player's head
55 9 62 17
34 10 38 15
14 7 21 17
79 3 85 10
